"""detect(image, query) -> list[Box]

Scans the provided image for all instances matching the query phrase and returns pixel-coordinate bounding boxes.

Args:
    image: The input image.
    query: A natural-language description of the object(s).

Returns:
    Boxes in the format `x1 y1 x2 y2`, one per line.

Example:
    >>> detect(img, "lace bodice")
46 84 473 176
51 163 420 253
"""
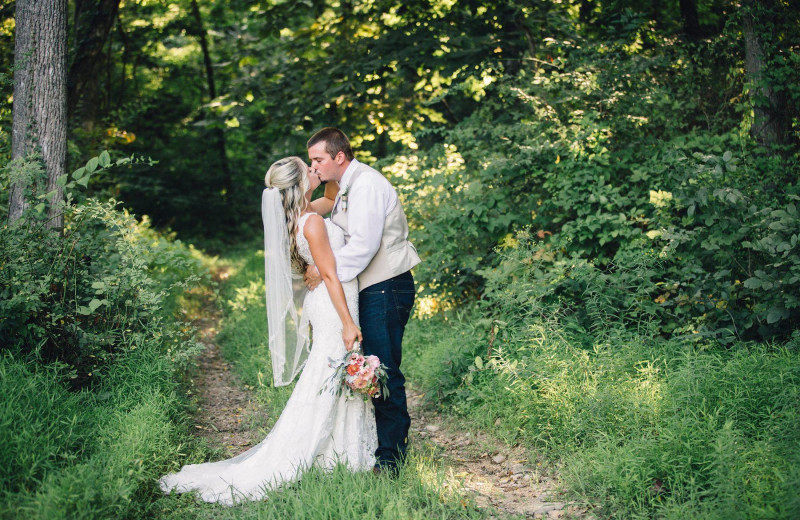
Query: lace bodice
296 212 346 266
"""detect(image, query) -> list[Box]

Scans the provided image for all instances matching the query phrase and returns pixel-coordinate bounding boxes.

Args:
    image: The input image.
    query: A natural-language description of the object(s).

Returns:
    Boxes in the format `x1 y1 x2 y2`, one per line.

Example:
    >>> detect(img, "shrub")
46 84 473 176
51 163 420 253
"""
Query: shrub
0 153 204 387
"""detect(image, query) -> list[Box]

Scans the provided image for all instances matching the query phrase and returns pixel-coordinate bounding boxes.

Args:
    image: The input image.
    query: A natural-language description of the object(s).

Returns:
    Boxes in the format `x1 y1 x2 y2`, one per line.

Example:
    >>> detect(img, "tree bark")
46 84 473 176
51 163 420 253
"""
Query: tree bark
9 0 68 228
579 0 593 25
678 0 701 40
189 0 232 198
67 0 120 127
115 10 129 110
742 4 788 147
650 0 662 30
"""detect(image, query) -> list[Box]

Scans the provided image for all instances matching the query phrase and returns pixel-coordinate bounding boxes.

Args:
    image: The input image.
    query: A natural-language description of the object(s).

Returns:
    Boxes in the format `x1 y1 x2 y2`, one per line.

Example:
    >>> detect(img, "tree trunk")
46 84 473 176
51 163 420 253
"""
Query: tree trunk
742 4 788 147
67 0 120 128
115 10 129 110
579 0 593 25
9 0 68 228
678 0 701 40
650 0 662 29
189 0 232 198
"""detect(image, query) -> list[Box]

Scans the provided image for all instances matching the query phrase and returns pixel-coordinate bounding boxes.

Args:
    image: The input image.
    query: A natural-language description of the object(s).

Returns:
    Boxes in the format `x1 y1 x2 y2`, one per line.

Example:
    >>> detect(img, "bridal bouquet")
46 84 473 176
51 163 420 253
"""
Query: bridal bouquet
323 343 389 400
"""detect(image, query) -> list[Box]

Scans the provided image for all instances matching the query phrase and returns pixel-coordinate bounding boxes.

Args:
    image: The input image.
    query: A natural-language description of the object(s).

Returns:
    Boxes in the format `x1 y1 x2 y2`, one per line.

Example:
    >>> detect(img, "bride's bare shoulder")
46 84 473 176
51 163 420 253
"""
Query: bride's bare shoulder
300 213 326 241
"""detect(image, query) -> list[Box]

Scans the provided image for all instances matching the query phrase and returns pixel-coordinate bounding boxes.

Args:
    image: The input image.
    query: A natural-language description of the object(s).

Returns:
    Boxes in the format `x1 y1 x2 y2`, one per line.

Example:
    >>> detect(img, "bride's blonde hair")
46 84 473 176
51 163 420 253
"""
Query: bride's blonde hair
265 156 310 273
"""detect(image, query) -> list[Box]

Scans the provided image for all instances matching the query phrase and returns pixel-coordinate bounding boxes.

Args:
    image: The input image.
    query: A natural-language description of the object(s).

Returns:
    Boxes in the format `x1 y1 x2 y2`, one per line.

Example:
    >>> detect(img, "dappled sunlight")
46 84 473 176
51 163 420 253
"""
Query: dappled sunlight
4 0 799 517
414 295 443 318
404 449 474 507
227 280 264 313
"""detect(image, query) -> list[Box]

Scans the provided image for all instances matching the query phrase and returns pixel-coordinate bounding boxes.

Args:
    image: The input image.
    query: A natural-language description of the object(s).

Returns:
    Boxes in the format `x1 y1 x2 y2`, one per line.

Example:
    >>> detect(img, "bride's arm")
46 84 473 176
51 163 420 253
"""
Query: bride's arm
308 181 339 216
302 214 362 351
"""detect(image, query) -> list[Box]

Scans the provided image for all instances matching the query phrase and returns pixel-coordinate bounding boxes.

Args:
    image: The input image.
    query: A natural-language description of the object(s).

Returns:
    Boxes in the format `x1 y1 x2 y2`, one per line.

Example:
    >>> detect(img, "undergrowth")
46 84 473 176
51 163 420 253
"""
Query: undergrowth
403 303 800 519
0 153 208 519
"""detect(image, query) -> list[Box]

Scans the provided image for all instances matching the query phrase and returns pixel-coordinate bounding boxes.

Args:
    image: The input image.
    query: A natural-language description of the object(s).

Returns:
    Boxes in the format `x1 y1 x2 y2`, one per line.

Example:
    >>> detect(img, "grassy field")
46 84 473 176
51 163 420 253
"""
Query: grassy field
0 310 206 520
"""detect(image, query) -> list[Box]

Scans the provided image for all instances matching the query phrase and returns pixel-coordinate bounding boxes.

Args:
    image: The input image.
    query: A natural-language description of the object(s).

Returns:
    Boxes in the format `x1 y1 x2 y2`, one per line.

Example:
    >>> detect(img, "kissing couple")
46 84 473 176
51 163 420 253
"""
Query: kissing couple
159 127 421 504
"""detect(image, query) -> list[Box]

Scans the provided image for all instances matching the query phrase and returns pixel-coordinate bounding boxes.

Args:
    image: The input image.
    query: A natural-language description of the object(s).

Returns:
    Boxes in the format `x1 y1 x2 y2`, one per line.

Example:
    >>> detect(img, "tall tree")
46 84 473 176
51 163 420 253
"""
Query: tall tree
67 0 121 127
678 0 701 40
8 0 68 228
742 1 790 148
189 0 232 198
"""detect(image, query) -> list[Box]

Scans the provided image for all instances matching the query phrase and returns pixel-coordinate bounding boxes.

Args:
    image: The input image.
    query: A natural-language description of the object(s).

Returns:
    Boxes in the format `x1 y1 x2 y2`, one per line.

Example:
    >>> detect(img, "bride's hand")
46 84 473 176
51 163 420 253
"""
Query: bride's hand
342 322 362 352
304 264 322 290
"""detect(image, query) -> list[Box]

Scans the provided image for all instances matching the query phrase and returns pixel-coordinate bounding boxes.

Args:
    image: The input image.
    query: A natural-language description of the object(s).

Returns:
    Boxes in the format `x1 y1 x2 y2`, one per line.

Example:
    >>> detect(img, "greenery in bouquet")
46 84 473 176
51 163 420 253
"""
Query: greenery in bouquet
323 343 389 400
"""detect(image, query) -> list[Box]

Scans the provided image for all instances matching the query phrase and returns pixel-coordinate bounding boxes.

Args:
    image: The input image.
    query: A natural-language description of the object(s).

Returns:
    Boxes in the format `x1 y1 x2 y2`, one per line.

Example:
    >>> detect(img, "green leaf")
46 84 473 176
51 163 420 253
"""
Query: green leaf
56 173 69 187
91 281 106 290
86 157 99 173
743 277 761 289
88 299 104 312
474 356 484 370
72 167 86 180
76 176 90 187
99 151 111 167
766 307 788 324
722 150 732 162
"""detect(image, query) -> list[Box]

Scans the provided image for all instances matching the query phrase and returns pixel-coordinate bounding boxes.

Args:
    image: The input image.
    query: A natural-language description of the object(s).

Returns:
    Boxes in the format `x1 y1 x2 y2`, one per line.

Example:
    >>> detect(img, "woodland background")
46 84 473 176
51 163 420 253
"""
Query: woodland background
1 0 799 518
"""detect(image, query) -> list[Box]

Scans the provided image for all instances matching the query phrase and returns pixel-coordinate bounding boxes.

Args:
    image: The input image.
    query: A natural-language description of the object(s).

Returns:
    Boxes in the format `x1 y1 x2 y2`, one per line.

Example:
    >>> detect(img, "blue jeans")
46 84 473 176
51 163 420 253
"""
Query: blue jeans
359 271 415 469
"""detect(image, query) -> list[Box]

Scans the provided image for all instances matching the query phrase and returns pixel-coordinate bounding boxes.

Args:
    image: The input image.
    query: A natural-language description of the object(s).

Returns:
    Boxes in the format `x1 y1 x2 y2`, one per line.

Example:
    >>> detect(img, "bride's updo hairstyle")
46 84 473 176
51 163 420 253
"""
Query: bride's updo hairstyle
265 156 310 273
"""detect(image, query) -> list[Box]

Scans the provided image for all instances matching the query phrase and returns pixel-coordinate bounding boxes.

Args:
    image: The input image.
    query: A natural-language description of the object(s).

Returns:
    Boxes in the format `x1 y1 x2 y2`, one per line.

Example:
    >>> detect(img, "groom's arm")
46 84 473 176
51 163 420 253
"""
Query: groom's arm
334 180 388 283
308 181 338 216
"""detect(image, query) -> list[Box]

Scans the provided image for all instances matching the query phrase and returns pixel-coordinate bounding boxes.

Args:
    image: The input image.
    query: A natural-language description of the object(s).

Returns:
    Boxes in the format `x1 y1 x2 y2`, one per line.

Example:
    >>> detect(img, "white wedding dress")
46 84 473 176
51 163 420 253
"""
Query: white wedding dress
159 213 377 505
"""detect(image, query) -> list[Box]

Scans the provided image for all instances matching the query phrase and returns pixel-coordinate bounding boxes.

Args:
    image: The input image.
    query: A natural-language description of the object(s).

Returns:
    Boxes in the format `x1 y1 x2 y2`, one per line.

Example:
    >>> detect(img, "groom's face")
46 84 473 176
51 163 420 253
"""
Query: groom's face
308 141 344 183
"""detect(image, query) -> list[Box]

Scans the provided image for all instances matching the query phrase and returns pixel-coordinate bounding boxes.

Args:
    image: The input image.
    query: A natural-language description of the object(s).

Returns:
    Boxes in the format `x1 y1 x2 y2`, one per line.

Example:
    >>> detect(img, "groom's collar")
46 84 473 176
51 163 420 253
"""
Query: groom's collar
339 159 361 191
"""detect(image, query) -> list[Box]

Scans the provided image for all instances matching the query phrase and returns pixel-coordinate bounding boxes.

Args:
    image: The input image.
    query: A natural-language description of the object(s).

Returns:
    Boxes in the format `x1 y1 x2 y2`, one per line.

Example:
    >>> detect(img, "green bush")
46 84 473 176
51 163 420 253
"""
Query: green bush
392 17 800 343
649 146 800 341
1 154 203 386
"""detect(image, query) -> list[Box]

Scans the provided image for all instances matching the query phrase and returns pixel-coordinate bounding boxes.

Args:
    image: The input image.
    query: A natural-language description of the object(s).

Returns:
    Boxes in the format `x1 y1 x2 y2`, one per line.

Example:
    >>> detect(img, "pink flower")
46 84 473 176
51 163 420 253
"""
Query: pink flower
360 366 375 382
366 355 381 369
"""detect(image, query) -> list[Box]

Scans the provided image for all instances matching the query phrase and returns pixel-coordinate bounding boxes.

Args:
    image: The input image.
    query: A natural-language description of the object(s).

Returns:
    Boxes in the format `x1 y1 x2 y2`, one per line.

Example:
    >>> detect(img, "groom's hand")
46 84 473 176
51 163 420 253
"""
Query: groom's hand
304 264 322 290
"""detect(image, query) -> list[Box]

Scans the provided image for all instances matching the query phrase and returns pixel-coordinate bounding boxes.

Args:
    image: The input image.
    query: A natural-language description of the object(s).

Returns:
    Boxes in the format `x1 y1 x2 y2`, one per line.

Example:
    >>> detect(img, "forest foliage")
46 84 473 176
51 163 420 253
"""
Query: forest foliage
3 0 798 341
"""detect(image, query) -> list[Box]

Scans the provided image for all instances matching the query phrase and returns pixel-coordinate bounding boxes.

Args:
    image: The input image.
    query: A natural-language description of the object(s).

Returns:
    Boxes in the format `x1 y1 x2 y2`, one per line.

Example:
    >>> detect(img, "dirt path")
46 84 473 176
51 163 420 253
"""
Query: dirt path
184 269 588 518
184 268 264 457
407 389 588 519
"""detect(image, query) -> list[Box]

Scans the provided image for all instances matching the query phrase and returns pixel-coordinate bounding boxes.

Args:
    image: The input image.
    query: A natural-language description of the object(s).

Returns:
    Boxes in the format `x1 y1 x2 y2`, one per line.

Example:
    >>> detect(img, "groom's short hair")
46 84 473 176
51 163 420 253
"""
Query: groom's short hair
307 127 355 161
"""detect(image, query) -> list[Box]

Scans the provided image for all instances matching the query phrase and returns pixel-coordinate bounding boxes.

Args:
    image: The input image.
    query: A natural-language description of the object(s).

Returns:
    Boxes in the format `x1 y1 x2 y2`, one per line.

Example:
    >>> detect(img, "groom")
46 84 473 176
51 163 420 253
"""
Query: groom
305 127 421 474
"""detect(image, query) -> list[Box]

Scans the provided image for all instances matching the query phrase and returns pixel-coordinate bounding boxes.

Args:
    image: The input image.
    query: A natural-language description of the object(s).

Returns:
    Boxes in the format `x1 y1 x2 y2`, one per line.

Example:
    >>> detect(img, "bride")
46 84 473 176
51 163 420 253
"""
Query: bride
159 157 377 505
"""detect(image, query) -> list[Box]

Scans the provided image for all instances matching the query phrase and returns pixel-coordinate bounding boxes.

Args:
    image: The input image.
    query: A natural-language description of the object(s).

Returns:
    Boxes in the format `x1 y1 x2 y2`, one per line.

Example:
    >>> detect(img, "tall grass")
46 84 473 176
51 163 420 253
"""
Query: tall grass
403 309 800 519
0 326 207 520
